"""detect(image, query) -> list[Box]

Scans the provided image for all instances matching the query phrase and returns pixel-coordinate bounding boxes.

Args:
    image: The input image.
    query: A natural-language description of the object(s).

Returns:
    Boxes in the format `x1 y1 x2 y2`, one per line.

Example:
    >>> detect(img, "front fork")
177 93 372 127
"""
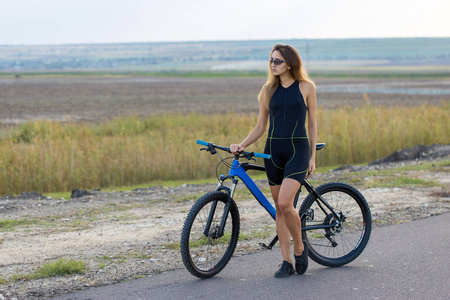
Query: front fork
204 175 238 238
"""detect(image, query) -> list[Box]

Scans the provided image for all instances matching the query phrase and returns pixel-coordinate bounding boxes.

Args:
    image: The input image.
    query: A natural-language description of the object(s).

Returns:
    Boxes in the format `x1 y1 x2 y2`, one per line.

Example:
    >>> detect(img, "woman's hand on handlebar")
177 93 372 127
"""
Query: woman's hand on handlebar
230 144 245 155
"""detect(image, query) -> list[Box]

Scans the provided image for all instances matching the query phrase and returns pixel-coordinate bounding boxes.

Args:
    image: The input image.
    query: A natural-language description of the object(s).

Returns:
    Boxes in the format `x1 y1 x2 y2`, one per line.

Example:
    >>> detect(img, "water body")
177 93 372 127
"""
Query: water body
318 83 450 95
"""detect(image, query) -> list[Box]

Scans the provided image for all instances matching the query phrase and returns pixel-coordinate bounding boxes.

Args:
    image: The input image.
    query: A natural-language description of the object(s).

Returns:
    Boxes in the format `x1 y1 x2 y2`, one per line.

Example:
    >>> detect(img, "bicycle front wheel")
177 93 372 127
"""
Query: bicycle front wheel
180 191 240 278
299 182 372 267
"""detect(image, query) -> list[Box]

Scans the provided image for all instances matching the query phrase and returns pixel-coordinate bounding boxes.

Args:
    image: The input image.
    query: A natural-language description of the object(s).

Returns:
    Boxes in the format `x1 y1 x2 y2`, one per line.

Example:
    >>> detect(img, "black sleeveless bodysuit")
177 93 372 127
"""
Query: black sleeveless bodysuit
264 81 310 186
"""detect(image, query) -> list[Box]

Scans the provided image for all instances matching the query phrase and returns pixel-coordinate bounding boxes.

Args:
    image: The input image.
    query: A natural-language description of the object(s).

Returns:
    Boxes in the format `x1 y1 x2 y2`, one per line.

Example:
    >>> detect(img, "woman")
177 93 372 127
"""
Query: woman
230 44 317 278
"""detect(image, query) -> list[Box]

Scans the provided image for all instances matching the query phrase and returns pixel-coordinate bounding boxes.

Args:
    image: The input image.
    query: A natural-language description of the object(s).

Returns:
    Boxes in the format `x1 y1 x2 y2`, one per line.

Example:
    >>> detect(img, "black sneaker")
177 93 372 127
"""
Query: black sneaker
294 241 308 275
274 261 295 278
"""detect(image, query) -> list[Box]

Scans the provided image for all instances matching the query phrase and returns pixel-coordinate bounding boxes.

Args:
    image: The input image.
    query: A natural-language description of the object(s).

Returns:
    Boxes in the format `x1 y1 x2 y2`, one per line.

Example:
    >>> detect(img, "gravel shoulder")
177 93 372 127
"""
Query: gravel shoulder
1 155 449 299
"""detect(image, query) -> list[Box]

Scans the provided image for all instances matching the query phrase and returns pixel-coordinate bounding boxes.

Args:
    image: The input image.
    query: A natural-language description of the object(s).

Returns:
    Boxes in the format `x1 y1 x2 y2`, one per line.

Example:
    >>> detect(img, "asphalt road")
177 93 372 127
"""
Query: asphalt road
54 213 450 300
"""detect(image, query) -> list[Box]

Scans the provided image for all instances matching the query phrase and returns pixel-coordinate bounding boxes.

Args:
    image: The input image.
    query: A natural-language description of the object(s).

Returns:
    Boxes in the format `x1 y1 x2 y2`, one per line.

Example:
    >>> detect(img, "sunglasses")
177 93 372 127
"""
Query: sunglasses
270 58 287 65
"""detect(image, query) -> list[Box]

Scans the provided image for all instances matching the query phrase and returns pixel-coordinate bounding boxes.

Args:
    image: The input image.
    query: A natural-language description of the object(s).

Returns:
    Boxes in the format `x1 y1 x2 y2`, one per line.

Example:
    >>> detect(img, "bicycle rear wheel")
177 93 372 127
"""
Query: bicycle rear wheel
180 191 240 278
299 182 371 267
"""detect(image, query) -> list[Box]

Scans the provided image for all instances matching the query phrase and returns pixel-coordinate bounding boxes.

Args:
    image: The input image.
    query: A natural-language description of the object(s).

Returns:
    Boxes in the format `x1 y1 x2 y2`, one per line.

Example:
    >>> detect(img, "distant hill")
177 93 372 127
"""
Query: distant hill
1 37 449 72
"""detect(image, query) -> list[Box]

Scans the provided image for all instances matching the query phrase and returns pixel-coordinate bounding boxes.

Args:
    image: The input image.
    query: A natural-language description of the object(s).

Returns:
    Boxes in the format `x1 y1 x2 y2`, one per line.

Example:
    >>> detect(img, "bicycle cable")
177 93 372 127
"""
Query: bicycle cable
215 151 240 181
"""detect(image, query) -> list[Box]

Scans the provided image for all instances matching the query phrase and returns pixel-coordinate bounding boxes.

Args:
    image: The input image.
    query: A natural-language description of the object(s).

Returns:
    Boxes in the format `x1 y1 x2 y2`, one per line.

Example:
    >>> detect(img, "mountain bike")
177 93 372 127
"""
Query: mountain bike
180 140 372 279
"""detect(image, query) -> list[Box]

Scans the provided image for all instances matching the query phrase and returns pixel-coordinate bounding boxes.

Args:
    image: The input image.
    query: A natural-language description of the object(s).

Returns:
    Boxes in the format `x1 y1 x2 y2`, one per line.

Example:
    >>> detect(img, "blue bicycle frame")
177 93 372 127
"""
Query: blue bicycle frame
227 159 276 219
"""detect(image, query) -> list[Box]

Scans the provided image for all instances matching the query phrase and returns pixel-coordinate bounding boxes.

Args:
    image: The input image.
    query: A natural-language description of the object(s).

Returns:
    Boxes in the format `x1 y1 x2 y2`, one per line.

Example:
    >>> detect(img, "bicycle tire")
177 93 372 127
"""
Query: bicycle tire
299 182 371 267
180 191 240 278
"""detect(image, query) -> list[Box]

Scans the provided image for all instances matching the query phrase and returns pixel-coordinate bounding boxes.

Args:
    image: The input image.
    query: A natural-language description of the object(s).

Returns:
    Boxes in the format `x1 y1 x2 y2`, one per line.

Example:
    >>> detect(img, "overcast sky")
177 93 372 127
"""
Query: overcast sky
2 0 449 45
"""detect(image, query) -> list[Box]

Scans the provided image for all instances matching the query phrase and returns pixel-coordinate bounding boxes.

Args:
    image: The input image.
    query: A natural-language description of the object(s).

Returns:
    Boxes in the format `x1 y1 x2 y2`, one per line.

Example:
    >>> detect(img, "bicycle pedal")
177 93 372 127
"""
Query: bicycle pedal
306 209 314 221
258 242 270 250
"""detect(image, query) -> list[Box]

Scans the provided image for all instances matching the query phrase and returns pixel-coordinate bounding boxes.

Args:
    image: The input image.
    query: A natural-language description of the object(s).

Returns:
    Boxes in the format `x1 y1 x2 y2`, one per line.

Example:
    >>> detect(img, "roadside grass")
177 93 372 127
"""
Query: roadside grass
172 193 206 203
58 201 161 225
0 218 40 231
161 242 180 250
394 160 450 172
320 160 449 189
97 251 153 263
364 175 438 188
10 259 86 282
0 216 92 232
0 202 153 232
239 225 276 240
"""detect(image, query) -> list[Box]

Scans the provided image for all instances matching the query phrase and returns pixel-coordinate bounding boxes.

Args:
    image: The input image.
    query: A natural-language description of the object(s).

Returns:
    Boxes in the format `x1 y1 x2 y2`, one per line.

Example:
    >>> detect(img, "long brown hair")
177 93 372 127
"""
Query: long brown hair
258 44 315 109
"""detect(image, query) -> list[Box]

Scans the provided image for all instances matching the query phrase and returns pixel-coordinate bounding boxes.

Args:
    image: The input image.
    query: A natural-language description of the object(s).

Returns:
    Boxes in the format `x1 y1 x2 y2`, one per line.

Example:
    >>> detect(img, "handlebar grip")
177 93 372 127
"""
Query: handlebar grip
196 140 209 146
254 152 271 159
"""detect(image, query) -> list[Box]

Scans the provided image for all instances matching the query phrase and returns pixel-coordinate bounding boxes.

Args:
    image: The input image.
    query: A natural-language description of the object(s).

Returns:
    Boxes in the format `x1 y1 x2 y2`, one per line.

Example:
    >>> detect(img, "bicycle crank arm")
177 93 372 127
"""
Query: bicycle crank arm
259 235 278 250
325 233 338 247
303 223 337 231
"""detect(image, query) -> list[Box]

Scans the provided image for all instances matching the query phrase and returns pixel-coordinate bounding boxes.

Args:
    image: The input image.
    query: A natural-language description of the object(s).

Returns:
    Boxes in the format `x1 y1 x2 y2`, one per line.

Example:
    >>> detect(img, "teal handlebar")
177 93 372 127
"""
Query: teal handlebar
197 140 209 146
254 152 271 159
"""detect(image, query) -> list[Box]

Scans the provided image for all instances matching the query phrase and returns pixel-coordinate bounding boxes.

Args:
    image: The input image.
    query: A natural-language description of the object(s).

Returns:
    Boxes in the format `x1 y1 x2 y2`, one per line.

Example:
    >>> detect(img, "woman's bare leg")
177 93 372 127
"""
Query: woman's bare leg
271 178 304 262
271 185 292 263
